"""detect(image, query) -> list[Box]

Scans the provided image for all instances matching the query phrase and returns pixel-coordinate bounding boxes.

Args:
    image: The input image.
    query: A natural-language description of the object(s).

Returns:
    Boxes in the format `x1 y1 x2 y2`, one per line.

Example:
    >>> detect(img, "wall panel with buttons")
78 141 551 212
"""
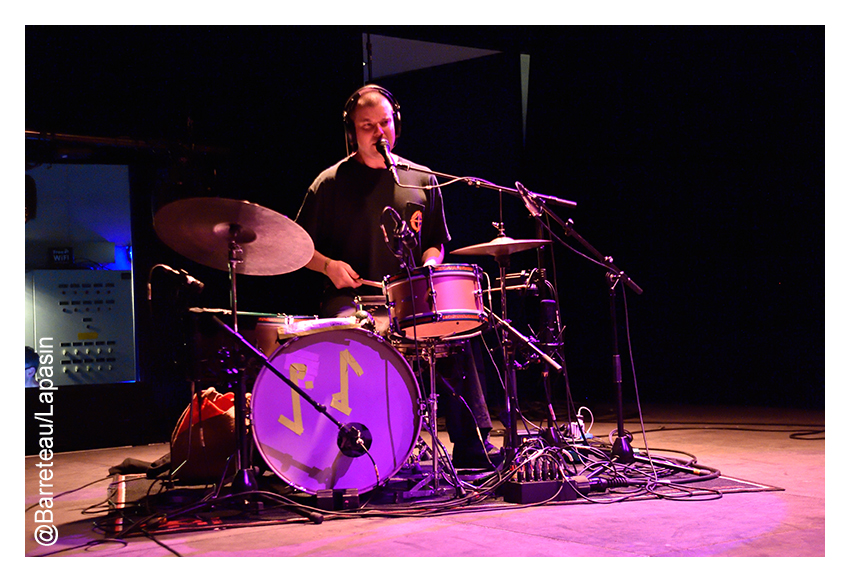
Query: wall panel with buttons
25 270 137 386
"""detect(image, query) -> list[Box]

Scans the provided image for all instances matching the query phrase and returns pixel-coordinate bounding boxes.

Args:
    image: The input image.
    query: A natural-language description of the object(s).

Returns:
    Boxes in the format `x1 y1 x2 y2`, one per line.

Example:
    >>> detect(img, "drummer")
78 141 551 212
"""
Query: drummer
295 84 499 469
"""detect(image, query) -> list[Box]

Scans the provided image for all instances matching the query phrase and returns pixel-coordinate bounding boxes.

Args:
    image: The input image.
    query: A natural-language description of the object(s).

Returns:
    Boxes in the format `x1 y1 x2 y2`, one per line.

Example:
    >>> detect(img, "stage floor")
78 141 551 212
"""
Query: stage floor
25 403 825 561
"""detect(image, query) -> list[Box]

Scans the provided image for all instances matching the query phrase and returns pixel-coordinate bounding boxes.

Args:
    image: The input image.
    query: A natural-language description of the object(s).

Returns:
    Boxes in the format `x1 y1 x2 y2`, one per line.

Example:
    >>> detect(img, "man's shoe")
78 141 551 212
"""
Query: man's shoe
452 445 503 470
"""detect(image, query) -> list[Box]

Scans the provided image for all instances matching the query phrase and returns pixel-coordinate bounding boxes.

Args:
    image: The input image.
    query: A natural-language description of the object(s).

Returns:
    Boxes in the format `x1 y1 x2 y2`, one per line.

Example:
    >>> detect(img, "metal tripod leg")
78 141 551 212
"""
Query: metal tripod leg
401 340 463 498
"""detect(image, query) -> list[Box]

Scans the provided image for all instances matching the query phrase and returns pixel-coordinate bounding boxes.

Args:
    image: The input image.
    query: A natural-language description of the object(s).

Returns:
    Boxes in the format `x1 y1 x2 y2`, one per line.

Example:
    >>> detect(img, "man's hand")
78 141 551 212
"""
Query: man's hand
325 259 362 289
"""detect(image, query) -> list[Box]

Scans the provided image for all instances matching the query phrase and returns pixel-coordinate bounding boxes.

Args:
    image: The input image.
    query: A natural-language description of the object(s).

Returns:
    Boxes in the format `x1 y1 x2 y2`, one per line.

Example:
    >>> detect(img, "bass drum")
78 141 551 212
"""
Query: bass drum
251 327 421 495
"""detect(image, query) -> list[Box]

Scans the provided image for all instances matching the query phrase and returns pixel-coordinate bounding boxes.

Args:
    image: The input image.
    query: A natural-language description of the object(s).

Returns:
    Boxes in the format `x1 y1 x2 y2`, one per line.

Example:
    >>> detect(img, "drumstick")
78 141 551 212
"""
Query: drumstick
357 278 383 289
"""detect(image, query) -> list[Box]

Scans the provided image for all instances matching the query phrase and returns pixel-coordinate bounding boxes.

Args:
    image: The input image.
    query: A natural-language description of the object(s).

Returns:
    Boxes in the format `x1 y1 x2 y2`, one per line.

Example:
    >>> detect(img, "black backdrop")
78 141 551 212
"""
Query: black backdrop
25 26 824 449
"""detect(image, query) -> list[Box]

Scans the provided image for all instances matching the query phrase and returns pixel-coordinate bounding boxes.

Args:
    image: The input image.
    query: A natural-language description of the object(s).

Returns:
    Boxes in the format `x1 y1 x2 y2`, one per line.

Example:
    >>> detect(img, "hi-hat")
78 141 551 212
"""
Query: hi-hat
153 197 314 276
451 236 550 257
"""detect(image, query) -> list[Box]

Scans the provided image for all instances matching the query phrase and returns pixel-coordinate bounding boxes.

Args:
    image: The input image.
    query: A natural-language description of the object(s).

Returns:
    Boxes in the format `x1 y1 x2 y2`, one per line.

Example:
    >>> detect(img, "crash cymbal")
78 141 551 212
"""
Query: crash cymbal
153 197 314 276
450 236 550 257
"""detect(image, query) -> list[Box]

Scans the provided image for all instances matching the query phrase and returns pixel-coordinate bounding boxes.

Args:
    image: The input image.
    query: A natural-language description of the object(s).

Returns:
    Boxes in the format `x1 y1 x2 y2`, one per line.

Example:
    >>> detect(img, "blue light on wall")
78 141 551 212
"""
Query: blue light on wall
112 245 133 271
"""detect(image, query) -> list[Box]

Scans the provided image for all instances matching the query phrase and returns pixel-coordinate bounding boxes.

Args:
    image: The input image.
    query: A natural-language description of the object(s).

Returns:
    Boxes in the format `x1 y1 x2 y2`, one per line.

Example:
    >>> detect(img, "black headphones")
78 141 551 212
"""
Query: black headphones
342 84 401 154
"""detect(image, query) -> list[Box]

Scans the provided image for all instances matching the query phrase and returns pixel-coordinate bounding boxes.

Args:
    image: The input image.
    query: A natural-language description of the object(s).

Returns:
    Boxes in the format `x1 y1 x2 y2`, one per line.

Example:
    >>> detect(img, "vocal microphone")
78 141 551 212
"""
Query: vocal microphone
376 138 396 171
516 181 543 218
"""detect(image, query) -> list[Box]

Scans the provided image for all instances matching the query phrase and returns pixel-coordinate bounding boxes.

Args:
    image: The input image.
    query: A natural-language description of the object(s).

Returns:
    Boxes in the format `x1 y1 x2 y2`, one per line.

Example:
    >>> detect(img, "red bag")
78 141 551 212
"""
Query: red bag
170 387 237 483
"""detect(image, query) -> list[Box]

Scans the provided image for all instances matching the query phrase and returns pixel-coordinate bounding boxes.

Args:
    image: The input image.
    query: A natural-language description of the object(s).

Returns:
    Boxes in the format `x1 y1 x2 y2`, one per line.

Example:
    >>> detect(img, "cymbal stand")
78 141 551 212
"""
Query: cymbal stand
515 182 642 462
485 193 523 466
487 208 564 463
493 249 521 466
225 235 258 495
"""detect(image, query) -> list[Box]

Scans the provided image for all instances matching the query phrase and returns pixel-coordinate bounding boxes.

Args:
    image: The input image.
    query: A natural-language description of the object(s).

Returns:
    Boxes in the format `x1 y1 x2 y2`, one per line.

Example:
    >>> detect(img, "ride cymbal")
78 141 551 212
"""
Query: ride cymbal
153 197 314 276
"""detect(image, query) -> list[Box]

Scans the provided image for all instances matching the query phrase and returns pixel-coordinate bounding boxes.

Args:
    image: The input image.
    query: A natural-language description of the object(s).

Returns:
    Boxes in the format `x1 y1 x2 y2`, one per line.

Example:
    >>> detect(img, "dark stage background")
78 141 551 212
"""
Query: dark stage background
25 26 824 451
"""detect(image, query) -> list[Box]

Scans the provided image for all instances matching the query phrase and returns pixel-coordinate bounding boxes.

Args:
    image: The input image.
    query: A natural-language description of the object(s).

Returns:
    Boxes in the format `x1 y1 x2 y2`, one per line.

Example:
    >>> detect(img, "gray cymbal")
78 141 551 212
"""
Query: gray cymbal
451 236 550 257
154 197 314 276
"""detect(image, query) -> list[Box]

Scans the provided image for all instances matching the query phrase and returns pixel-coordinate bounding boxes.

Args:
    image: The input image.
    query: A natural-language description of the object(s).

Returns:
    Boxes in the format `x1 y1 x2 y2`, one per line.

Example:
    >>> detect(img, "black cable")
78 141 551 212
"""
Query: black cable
34 538 130 557
68 437 731 546
140 529 183 556
638 424 824 439
25 475 114 513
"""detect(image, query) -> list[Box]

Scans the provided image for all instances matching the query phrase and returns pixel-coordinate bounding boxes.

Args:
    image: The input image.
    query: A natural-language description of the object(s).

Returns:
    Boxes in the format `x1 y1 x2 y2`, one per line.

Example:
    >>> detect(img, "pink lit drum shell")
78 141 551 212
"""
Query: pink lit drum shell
385 264 486 339
250 327 422 495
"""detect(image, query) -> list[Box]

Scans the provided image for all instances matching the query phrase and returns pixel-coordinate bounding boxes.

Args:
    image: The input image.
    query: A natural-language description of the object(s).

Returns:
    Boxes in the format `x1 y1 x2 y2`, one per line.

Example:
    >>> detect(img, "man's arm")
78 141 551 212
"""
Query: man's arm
304 250 362 289
422 244 445 266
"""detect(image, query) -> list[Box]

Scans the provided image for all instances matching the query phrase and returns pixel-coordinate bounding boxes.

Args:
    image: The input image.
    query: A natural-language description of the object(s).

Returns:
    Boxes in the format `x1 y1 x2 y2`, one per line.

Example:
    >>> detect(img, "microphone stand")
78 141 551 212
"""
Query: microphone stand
388 158 645 466
515 182 643 462
385 163 577 467
207 315 373 485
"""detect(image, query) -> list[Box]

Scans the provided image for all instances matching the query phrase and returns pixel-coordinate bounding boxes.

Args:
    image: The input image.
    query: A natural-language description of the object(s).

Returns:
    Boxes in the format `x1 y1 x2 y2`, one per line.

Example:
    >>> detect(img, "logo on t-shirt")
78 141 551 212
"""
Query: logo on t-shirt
410 210 423 233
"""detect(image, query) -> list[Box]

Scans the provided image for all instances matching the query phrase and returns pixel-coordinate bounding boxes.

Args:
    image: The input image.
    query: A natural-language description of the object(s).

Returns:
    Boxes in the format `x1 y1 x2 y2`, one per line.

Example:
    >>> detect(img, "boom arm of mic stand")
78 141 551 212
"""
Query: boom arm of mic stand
386 163 579 212
564 220 643 296
210 315 348 433
515 183 643 462
515 182 643 296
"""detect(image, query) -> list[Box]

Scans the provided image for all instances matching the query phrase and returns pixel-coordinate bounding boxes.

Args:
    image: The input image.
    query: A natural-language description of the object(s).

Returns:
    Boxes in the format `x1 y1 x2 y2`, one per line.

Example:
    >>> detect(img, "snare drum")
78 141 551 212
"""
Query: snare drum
251 327 421 495
385 264 486 339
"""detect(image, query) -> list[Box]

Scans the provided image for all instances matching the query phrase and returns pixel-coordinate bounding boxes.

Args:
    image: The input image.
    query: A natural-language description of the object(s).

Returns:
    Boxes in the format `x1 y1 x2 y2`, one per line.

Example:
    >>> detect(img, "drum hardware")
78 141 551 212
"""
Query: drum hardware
385 264 487 339
481 269 543 295
451 236 552 258
513 182 643 463
397 337 466 499
249 327 421 496
451 219 552 466
153 197 314 277
485 309 562 374
154 198 314 496
381 205 419 270
503 269 539 282
475 283 533 294
212 319 380 468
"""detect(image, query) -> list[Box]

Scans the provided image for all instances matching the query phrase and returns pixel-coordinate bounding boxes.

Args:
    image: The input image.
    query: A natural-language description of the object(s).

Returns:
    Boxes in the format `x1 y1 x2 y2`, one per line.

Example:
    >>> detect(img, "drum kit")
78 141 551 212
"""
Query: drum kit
153 196 569 501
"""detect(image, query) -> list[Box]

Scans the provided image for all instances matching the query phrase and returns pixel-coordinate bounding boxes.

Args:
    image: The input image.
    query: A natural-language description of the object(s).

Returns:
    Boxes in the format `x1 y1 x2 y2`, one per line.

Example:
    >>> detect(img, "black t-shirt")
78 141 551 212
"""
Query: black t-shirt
296 155 451 310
